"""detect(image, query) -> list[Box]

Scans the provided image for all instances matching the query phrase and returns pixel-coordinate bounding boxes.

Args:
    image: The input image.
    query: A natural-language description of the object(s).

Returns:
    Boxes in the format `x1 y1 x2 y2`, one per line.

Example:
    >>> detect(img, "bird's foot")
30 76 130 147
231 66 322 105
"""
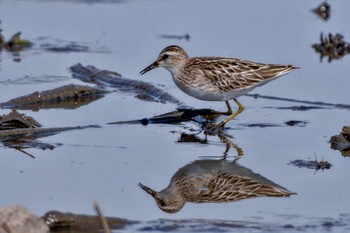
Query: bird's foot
203 122 226 135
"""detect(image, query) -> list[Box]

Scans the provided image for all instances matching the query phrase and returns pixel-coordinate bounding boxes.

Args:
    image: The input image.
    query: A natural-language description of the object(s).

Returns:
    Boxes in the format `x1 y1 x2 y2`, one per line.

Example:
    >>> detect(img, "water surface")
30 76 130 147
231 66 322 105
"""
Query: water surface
0 0 350 232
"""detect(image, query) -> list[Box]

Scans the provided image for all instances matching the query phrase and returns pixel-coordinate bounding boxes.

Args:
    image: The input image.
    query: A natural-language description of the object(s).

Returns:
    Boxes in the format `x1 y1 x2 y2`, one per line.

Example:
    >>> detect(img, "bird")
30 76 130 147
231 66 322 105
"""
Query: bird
138 159 296 213
140 45 298 129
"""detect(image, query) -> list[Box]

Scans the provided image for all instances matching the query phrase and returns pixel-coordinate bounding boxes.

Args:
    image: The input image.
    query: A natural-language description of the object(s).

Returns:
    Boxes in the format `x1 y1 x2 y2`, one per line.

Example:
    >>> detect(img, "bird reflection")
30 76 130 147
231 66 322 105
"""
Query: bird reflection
139 159 295 213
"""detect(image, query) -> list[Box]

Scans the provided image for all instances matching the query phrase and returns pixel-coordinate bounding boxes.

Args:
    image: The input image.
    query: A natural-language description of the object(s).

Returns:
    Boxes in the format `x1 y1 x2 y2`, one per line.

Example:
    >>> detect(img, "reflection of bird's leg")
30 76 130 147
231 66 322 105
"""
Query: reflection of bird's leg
218 99 245 127
222 143 230 160
231 143 244 157
219 133 244 158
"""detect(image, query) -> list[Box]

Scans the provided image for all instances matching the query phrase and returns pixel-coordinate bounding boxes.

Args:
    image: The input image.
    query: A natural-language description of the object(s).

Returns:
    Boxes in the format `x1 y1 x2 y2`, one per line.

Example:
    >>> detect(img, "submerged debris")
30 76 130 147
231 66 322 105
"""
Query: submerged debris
0 110 100 157
312 32 350 62
239 123 280 128
312 1 331 21
159 34 190 41
330 126 350 156
108 108 222 125
36 37 108 53
177 133 207 144
273 105 326 111
289 155 332 171
0 84 106 111
285 120 308 127
239 120 308 128
41 42 90 53
0 110 41 129
70 63 186 107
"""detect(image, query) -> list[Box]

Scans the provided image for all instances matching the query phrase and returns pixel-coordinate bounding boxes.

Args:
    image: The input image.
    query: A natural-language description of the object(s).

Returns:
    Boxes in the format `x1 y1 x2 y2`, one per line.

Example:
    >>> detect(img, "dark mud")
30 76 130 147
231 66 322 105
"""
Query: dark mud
271 106 326 111
312 1 330 21
43 210 132 233
0 84 106 111
285 120 308 127
312 33 350 63
159 34 191 41
330 126 350 156
0 110 100 157
0 109 41 129
289 157 332 171
108 108 222 125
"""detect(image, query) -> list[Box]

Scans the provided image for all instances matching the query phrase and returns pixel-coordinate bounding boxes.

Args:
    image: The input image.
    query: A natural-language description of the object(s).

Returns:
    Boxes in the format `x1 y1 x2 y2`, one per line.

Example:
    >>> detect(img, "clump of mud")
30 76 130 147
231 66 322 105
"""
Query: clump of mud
312 33 350 62
330 126 350 156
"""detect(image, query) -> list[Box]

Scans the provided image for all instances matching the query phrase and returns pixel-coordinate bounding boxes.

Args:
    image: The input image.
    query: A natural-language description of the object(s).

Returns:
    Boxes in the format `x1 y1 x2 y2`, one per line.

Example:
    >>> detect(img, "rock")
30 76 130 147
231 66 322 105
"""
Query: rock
0 205 49 233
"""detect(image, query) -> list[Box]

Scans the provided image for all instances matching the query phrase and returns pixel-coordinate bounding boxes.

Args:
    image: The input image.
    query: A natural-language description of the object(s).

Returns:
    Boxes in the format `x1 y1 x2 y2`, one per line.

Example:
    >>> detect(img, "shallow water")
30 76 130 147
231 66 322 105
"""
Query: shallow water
0 0 350 232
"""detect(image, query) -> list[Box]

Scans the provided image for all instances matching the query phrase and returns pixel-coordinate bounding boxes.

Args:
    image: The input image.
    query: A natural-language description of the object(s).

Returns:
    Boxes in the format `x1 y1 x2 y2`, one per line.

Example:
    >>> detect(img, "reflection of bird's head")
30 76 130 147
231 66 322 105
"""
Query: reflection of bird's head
138 183 185 213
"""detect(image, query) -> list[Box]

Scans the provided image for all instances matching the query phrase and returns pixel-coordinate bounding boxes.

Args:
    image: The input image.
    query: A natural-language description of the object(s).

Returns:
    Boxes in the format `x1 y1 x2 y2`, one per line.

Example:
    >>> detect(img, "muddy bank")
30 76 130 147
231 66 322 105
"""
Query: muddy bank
2 204 349 233
43 210 131 233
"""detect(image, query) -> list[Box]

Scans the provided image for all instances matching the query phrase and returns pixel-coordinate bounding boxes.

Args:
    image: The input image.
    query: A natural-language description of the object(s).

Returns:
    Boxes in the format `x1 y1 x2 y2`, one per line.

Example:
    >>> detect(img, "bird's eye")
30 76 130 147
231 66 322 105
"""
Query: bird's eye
162 54 169 60
159 200 167 207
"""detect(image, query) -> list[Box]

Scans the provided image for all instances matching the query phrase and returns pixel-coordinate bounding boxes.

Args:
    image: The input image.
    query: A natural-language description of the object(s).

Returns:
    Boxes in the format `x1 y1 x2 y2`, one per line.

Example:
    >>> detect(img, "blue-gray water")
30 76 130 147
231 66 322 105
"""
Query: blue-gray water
0 0 350 232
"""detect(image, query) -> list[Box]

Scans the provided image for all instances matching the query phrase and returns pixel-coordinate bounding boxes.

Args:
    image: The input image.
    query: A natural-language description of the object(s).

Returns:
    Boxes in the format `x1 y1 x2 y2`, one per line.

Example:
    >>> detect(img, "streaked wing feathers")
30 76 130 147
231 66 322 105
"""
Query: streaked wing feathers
186 57 295 92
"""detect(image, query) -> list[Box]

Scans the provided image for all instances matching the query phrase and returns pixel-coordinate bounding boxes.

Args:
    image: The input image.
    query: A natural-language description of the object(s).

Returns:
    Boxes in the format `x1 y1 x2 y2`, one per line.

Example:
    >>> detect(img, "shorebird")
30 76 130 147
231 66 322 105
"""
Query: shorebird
139 159 295 213
140 45 297 129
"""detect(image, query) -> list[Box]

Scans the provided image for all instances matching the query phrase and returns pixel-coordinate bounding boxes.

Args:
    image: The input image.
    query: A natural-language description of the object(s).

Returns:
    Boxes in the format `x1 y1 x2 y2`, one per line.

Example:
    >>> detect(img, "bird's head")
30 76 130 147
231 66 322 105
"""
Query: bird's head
140 45 189 75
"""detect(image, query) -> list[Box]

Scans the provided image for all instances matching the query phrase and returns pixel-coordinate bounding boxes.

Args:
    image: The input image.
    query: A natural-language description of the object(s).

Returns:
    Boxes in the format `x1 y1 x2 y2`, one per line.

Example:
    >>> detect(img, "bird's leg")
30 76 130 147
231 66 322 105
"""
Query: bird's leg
204 99 245 134
224 101 233 115
211 101 233 116
217 98 245 127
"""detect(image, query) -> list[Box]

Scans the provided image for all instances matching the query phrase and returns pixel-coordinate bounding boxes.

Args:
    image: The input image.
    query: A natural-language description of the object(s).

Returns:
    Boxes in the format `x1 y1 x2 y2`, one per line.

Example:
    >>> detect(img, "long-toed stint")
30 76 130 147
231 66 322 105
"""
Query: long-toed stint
140 45 298 129
138 160 295 213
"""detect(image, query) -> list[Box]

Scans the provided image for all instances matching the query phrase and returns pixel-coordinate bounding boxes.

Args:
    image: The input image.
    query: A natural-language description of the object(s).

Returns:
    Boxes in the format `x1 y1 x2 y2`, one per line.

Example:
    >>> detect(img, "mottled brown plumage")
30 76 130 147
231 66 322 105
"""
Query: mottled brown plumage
139 160 295 213
140 45 298 129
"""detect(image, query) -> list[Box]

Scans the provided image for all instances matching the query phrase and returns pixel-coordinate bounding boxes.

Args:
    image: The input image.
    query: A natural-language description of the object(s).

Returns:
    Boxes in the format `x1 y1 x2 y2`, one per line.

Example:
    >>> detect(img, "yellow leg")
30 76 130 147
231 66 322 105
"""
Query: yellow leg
218 98 245 127
224 101 233 115
212 101 232 115
204 99 245 134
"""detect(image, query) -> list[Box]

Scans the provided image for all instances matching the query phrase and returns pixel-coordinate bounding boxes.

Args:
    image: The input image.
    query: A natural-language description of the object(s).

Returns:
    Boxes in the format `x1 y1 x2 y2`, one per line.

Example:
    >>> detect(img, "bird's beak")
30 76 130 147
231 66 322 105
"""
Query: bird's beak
138 183 157 197
140 61 159 75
